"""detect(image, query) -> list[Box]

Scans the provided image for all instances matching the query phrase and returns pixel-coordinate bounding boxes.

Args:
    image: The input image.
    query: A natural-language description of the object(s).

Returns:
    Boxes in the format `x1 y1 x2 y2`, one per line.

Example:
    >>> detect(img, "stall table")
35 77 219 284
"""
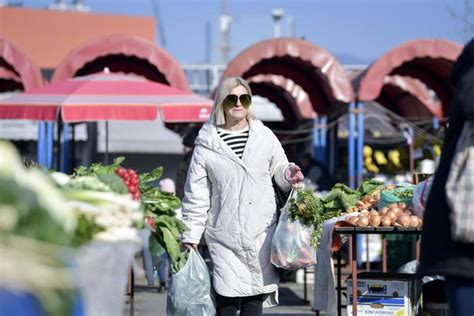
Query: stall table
334 226 422 316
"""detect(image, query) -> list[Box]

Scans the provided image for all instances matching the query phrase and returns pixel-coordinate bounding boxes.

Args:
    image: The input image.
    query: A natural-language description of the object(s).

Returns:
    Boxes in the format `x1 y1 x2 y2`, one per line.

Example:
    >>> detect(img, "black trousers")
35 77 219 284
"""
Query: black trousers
215 293 266 316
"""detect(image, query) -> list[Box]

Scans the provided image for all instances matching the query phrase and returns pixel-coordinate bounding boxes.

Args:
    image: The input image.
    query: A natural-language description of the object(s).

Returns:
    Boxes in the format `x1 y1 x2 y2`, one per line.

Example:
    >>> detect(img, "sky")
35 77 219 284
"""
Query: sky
19 0 472 65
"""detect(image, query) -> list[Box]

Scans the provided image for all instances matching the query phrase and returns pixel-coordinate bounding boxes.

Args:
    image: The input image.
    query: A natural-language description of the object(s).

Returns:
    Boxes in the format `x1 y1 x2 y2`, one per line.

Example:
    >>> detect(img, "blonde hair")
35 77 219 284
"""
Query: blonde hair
210 77 256 126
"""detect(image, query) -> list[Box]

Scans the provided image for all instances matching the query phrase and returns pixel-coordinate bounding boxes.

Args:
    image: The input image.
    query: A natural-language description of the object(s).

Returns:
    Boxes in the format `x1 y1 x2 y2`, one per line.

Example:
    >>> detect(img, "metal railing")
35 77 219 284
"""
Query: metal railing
182 64 226 95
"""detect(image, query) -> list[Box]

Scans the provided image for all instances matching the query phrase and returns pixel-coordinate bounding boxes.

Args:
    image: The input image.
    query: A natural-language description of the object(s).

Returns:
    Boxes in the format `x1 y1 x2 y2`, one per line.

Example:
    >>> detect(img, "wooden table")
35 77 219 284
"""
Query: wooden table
333 226 422 316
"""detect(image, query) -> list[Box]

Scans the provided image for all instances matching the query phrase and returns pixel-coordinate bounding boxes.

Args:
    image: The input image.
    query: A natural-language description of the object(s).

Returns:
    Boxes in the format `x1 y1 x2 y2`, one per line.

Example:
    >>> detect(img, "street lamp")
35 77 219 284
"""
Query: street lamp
271 8 284 38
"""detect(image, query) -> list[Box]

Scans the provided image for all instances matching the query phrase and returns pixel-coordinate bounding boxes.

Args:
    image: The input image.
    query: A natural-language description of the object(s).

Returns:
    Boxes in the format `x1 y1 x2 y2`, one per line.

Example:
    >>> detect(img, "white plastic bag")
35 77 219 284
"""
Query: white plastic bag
166 250 215 316
271 190 317 270
75 240 140 316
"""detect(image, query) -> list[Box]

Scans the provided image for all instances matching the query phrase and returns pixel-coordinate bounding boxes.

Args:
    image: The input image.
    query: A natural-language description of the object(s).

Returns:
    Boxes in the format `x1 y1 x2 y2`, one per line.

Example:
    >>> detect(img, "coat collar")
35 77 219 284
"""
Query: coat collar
195 119 265 169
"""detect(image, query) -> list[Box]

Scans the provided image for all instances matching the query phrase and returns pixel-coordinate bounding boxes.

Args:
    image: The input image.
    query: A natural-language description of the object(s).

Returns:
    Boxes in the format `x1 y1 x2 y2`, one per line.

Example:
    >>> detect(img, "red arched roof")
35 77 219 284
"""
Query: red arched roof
0 37 44 91
248 74 315 121
357 39 462 103
52 34 190 91
221 38 354 114
383 75 442 119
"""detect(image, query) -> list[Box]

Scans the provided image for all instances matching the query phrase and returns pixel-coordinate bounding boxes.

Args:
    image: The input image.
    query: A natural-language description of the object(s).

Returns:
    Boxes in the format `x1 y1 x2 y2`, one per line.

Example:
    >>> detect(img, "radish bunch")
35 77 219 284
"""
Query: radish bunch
115 167 140 201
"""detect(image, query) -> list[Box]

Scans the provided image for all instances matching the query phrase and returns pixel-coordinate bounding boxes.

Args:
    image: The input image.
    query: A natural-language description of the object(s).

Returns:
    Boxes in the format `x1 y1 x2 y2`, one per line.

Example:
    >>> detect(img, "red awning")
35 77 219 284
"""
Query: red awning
52 34 190 91
356 39 462 102
248 74 315 120
0 37 44 91
0 72 212 123
383 75 442 119
220 38 354 115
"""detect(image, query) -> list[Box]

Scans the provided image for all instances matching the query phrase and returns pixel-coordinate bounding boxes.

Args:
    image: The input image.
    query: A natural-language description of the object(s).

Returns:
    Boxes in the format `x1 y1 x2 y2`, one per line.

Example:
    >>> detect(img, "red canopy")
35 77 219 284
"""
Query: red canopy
355 39 462 118
248 74 315 120
52 34 190 91
0 72 212 123
220 38 354 115
0 37 44 91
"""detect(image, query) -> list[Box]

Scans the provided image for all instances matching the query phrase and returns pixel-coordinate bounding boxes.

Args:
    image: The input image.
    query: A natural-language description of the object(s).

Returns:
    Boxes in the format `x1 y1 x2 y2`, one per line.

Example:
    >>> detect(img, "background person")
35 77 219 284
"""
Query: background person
176 127 199 201
418 38 474 316
180 77 304 316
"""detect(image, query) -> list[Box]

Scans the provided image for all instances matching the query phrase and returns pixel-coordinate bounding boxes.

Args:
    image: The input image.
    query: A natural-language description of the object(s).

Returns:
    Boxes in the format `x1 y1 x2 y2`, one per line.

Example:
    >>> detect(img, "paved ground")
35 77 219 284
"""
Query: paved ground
123 274 324 316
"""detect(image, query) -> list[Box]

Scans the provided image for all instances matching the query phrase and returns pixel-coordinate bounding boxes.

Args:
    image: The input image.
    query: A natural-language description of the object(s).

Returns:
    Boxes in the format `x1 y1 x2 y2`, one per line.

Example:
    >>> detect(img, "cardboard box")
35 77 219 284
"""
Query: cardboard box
346 272 422 316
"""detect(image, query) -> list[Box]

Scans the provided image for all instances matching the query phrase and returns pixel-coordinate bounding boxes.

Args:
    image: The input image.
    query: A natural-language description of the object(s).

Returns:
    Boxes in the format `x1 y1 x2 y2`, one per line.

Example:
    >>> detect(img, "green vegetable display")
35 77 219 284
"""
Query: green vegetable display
358 179 384 197
323 183 361 214
73 157 187 264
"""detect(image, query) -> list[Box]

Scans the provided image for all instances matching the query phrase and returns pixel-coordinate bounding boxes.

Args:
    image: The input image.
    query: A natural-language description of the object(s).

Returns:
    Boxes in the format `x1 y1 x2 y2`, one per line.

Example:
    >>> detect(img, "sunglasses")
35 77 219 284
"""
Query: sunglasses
223 94 252 109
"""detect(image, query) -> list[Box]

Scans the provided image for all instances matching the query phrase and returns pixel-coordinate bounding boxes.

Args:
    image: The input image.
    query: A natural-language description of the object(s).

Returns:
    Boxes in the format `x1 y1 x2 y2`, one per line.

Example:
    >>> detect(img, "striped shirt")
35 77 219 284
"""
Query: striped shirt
217 126 249 159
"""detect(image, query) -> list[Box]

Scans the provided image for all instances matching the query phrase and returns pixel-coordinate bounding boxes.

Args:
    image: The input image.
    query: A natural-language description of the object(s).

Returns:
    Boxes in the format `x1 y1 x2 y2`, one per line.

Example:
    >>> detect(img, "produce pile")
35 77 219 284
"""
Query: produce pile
346 202 422 228
74 157 186 263
287 179 421 248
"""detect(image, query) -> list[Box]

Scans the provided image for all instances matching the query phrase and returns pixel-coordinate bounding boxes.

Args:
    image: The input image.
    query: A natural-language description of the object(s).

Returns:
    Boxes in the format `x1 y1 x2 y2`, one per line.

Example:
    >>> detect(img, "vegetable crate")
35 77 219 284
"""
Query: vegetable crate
346 272 422 316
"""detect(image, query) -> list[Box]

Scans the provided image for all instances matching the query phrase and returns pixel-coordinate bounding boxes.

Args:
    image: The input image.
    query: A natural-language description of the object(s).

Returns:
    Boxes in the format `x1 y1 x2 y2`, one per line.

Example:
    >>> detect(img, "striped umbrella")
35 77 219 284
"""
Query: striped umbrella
0 71 213 123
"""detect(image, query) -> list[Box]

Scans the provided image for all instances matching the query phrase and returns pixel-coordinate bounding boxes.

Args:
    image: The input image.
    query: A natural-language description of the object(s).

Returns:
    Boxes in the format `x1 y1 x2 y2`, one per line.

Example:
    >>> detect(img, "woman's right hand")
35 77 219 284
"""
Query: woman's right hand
183 243 197 250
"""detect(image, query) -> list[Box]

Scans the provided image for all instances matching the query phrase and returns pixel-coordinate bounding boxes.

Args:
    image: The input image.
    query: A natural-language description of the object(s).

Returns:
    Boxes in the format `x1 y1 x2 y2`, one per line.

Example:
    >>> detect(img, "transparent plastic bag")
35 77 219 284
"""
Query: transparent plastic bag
75 241 140 316
166 249 215 316
271 190 317 270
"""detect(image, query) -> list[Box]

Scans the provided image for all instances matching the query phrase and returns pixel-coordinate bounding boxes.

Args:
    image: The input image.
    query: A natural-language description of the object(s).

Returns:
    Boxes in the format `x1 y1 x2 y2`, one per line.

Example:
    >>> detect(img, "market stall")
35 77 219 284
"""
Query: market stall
0 141 186 315
0 70 213 171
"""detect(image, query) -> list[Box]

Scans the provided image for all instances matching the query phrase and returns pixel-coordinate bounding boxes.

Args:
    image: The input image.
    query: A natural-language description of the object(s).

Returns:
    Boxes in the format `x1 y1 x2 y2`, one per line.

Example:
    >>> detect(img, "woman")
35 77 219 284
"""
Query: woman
418 39 474 315
181 77 304 315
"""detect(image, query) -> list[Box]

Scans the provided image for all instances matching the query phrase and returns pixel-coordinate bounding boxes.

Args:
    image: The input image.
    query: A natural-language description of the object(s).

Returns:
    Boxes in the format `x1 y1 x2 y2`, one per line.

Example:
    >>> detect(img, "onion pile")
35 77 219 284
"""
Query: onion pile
345 202 422 228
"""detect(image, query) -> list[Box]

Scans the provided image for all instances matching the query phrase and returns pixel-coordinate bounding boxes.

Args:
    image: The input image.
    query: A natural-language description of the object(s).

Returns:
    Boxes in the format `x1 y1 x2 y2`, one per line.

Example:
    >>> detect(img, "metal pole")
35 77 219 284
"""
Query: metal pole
313 117 320 161
351 234 358 316
320 115 327 165
71 124 76 171
356 102 364 186
46 122 54 170
37 122 46 167
105 121 109 164
337 249 342 316
348 103 356 188
61 123 69 173
56 119 62 171
329 123 336 175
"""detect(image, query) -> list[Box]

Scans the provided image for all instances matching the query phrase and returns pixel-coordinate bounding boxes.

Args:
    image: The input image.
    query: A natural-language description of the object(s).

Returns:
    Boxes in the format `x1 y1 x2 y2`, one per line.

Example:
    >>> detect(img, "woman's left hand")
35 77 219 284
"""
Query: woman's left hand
286 164 304 188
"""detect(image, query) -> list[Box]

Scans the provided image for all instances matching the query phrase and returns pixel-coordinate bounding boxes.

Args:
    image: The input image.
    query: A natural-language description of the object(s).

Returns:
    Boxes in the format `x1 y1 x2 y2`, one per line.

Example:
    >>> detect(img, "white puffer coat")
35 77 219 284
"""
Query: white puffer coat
181 119 291 306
